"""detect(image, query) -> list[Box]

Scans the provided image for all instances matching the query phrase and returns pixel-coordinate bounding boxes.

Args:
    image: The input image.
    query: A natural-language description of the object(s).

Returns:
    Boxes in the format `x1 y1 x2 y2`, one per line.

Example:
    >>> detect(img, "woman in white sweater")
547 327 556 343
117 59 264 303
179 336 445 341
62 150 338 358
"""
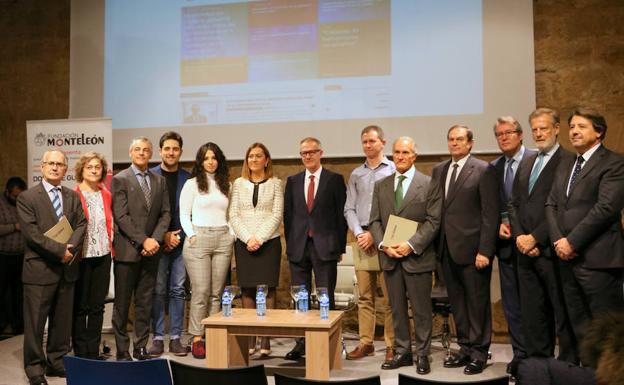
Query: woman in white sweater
180 142 233 359
229 143 283 356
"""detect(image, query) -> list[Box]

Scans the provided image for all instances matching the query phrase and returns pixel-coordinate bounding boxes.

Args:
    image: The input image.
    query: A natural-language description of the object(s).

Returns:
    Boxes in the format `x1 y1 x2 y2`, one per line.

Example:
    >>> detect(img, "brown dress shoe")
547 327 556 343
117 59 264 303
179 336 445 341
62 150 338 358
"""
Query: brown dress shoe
385 347 395 362
346 344 375 360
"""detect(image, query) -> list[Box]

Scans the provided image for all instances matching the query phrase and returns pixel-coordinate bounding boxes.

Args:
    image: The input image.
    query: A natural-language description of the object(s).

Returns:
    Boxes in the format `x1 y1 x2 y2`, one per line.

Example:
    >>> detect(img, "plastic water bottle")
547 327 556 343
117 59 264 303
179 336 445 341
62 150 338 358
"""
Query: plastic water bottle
319 292 330 320
222 288 232 317
256 286 267 316
298 286 309 312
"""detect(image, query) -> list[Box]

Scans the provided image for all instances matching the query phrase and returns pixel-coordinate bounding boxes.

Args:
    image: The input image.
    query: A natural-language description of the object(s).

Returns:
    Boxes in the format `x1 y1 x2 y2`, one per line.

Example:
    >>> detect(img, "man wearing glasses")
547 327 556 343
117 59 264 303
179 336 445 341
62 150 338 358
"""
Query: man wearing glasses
283 137 347 360
17 150 86 385
491 116 533 377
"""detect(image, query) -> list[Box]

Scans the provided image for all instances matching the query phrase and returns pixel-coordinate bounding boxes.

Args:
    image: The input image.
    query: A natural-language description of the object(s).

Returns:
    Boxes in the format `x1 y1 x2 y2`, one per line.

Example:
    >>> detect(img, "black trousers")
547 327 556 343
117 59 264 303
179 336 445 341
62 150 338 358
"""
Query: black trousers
73 254 111 357
517 253 578 363
112 256 159 354
289 237 338 310
0 252 23 333
441 244 492 362
559 260 624 350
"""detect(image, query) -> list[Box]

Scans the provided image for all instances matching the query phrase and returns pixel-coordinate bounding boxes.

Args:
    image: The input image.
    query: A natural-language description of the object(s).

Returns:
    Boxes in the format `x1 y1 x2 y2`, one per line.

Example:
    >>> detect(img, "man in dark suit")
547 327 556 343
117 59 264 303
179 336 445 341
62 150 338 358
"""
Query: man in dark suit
491 116 533 375
369 137 442 374
148 131 190 357
111 137 171 361
509 108 577 364
432 125 498 375
17 150 86 385
283 137 347 360
545 107 624 353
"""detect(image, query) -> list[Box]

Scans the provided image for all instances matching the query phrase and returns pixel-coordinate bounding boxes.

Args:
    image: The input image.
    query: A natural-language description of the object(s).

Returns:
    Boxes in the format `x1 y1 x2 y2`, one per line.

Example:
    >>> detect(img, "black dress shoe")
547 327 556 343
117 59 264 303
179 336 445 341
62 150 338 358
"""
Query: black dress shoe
381 352 413 370
29 376 48 385
133 347 150 360
464 359 486 375
116 351 133 361
443 353 470 368
285 339 305 360
416 355 430 375
45 367 66 378
507 358 520 376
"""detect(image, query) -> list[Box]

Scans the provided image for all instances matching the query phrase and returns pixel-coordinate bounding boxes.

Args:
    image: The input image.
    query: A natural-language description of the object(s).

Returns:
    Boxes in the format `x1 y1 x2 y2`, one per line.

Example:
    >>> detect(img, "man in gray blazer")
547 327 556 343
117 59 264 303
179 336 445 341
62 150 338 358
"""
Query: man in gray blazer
17 150 86 385
369 137 442 374
111 137 171 361
545 107 624 353
432 125 499 375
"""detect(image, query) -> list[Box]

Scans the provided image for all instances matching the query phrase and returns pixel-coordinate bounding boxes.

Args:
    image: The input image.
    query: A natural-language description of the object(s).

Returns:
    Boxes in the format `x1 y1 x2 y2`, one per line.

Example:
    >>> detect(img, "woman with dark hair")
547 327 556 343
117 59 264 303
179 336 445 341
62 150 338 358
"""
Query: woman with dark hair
229 142 283 357
72 151 113 360
180 142 233 359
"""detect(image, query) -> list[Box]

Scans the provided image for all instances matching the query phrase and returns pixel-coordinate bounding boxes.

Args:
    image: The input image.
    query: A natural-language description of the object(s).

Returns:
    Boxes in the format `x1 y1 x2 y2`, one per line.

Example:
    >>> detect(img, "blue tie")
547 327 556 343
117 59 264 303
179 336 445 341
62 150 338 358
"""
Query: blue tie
52 187 63 219
504 159 515 200
528 153 545 193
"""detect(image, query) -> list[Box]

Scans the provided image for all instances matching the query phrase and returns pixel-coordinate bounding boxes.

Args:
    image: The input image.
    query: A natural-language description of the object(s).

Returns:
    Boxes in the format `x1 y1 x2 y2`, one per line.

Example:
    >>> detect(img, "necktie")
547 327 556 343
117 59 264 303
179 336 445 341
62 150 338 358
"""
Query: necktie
52 187 63 219
446 164 458 197
567 156 585 196
528 153 545 193
395 175 407 210
139 173 151 210
306 175 315 213
504 158 515 200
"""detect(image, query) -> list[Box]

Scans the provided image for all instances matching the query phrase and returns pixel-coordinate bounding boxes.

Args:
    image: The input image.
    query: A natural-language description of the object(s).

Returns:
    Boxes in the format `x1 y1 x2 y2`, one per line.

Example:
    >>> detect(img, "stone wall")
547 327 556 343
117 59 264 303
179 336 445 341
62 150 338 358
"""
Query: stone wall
0 0 70 184
534 0 624 151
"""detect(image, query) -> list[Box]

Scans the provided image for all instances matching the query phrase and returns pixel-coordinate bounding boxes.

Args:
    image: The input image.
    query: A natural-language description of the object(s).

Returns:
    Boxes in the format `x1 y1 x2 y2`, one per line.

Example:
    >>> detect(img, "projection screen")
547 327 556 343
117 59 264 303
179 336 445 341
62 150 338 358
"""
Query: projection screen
70 0 536 162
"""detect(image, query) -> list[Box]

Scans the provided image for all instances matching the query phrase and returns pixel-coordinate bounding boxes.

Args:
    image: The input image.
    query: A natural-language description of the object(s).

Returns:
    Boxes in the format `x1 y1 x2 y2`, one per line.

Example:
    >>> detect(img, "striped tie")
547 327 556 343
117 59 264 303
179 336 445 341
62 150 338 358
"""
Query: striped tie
52 187 63 219
139 173 151 210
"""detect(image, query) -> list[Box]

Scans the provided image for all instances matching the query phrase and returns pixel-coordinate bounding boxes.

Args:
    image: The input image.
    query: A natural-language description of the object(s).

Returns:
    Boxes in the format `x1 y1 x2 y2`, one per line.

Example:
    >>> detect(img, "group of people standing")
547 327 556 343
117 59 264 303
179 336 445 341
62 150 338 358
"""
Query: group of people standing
12 106 623 385
342 107 623 383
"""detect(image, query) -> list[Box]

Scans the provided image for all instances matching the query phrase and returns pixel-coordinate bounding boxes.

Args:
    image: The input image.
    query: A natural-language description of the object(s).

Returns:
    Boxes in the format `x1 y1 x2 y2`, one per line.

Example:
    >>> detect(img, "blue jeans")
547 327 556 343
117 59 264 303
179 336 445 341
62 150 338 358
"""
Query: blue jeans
151 246 186 340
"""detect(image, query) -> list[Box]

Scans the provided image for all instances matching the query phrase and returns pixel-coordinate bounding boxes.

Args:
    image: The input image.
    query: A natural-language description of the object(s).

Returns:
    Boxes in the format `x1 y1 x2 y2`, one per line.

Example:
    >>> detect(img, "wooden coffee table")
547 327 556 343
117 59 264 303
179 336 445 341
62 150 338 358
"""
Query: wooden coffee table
201 308 343 380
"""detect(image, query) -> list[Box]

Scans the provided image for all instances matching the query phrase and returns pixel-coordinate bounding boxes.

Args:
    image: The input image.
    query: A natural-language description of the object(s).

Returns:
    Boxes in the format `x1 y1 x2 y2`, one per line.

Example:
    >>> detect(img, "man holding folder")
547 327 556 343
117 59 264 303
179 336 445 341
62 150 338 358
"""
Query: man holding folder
369 137 442 374
17 150 86 385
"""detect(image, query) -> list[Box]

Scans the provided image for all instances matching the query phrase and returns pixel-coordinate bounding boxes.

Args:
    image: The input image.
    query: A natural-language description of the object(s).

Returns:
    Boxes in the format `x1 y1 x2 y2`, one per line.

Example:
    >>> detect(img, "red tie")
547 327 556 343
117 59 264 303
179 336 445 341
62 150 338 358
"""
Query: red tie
307 175 315 213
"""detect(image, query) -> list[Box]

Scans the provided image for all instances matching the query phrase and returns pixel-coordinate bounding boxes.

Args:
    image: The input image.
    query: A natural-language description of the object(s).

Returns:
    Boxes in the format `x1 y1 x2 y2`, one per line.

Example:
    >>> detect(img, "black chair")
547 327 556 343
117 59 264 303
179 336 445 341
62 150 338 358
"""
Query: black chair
64 355 173 385
398 373 509 385
169 360 267 385
274 373 381 385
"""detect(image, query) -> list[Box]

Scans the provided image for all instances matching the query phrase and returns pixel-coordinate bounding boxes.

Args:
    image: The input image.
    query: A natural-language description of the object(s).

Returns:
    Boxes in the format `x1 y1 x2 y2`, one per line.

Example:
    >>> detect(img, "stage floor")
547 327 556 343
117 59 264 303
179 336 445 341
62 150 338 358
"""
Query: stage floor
1 332 511 384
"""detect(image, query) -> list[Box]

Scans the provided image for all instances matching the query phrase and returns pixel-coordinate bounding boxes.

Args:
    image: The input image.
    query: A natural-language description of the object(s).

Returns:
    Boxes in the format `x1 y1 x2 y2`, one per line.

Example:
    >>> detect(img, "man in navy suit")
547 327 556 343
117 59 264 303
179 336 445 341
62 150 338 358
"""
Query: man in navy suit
509 108 577 364
490 116 533 375
546 107 624 356
148 132 190 357
432 125 498 375
283 137 347 360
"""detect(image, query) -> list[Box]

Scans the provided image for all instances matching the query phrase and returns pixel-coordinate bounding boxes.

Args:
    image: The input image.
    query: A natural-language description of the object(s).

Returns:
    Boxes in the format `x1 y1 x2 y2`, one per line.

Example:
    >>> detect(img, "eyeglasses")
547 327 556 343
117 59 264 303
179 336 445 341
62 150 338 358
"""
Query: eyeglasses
299 149 321 157
42 161 67 168
495 130 519 138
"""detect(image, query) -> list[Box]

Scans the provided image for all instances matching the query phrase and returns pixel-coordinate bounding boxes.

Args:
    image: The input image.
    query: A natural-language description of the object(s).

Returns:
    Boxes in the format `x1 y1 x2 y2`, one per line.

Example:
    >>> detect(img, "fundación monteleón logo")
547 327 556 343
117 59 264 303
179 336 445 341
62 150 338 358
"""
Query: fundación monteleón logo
35 132 106 147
